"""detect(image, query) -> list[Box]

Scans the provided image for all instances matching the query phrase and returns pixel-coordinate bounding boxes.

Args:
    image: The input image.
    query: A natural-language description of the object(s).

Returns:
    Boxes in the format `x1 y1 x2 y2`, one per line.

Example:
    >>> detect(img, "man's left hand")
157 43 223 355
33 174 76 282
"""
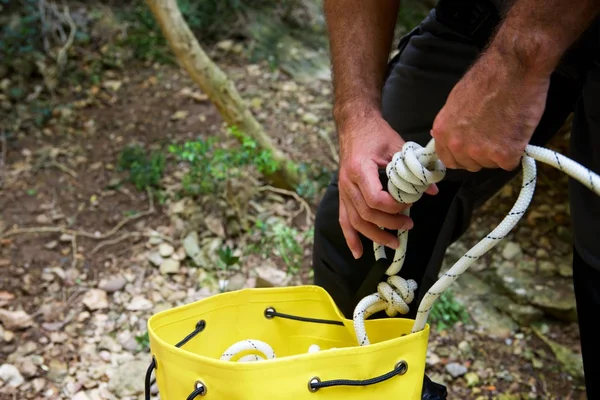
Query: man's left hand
430 48 551 172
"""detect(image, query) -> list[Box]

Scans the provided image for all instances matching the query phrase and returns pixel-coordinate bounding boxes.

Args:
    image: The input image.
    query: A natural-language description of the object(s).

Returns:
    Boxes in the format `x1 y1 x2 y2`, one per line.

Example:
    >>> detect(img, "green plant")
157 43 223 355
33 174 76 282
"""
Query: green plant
169 127 279 196
428 290 470 331
135 331 150 351
217 245 240 271
117 145 165 191
0 0 42 63
247 218 308 275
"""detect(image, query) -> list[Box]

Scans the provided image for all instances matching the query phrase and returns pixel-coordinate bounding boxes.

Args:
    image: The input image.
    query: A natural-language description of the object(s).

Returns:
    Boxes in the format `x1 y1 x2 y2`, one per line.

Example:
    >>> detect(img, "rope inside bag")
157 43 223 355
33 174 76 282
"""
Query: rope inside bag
354 139 600 346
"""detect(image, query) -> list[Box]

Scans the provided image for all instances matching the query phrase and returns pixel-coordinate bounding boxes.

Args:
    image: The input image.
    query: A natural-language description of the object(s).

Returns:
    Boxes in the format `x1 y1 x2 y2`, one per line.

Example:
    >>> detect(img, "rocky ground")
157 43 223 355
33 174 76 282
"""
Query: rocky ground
0 3 588 400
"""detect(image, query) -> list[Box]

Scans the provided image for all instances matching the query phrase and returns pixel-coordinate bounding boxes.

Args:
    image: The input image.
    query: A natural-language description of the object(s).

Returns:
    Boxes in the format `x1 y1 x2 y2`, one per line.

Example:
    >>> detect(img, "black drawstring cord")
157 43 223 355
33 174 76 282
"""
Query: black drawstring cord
144 320 206 400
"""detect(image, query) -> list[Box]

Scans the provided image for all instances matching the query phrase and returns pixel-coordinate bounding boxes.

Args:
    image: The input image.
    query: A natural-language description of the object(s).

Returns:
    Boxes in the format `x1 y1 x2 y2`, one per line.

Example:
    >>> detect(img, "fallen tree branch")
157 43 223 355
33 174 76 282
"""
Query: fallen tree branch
145 0 301 190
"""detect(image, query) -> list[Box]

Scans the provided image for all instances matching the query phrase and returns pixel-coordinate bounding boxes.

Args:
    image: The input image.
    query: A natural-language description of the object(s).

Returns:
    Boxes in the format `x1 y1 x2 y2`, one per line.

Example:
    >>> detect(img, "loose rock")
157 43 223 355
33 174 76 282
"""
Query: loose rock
255 265 291 288
0 363 24 387
0 309 33 330
502 242 522 260
159 259 180 275
158 243 175 257
98 276 127 293
82 289 108 311
445 362 468 378
126 296 153 311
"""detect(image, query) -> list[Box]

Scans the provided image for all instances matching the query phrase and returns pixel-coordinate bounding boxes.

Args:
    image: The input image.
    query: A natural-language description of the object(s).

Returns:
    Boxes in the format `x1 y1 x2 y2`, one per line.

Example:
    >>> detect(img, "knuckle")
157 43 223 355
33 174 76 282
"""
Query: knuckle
349 212 362 228
356 203 373 220
446 138 462 153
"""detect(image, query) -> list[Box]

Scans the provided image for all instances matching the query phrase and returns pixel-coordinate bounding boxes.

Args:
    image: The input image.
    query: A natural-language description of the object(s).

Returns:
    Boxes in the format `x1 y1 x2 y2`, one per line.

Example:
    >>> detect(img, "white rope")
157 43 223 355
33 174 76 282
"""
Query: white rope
354 139 600 346
220 139 600 360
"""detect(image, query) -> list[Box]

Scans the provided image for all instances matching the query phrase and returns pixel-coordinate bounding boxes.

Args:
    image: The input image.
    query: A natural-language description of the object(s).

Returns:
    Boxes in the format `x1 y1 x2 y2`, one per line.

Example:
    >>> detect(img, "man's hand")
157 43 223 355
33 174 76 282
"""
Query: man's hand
337 113 432 259
431 0 600 172
431 49 550 172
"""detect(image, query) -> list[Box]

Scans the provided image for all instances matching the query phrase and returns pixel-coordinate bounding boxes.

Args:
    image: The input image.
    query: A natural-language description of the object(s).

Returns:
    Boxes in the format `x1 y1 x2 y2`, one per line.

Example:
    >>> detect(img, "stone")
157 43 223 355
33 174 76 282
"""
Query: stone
495 263 577 322
302 112 319 125
0 364 24 387
464 372 480 387
204 215 225 237
502 242 522 260
107 359 148 396
183 232 203 266
255 265 291 288
72 392 91 400
159 259 180 275
426 351 441 367
17 357 38 378
224 273 246 291
0 309 33 330
46 359 67 383
126 296 153 311
505 303 544 326
146 251 164 267
98 336 122 353
451 272 518 337
147 232 163 245
82 289 108 311
458 341 471 354
445 362 468 378
98 276 127 293
158 243 174 257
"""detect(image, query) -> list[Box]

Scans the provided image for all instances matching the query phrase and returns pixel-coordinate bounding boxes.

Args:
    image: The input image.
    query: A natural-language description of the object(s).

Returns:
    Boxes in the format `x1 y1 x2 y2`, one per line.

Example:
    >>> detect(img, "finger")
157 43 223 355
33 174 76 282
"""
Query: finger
346 182 414 230
435 141 460 170
452 151 482 172
344 198 401 249
339 198 362 259
425 183 439 195
356 162 405 214
472 154 499 169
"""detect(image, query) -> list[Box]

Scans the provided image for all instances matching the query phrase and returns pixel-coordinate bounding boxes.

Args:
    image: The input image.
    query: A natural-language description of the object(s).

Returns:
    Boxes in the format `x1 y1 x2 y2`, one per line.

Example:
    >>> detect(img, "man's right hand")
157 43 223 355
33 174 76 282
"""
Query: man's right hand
337 112 437 259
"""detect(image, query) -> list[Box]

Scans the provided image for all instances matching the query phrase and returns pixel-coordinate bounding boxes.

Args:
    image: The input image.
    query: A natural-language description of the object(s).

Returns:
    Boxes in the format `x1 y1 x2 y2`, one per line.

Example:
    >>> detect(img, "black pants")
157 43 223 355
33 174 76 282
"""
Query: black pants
312 2 600 398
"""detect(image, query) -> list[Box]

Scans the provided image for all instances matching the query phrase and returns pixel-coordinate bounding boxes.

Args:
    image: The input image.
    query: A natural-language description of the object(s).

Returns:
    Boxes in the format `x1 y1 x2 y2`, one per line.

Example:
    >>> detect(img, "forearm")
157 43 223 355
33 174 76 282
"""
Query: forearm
487 0 600 77
323 0 400 128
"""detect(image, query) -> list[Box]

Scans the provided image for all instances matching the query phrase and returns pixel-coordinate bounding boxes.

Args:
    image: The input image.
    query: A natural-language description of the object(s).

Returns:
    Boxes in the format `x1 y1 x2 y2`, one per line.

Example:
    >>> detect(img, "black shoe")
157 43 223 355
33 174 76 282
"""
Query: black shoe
422 374 447 400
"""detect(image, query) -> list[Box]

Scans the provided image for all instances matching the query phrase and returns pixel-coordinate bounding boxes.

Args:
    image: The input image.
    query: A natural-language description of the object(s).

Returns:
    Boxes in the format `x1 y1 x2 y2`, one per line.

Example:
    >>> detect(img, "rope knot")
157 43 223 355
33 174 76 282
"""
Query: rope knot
386 141 446 204
378 276 418 316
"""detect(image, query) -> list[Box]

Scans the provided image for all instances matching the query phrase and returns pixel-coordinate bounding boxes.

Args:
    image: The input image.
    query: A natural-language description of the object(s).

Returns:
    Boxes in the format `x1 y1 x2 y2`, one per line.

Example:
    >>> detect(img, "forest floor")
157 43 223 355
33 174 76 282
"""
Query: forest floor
0 4 588 399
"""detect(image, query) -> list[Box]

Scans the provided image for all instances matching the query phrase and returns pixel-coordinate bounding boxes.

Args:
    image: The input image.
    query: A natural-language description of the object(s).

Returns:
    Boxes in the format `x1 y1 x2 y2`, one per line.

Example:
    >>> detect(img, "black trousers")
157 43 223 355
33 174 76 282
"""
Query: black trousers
312 2 600 398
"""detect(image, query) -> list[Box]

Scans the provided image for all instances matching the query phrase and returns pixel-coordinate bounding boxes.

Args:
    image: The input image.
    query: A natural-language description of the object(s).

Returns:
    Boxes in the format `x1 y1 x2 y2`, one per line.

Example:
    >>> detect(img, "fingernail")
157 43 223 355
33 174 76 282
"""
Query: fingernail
403 220 414 230
351 249 360 259
388 239 399 249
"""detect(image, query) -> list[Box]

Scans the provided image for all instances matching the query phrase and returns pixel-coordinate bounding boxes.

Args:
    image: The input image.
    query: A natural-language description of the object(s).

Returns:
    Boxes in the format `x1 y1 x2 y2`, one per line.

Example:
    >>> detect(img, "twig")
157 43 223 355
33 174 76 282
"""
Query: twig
258 185 313 226
55 2 76 73
90 232 143 255
71 235 77 269
51 160 78 178
38 0 50 53
0 131 6 188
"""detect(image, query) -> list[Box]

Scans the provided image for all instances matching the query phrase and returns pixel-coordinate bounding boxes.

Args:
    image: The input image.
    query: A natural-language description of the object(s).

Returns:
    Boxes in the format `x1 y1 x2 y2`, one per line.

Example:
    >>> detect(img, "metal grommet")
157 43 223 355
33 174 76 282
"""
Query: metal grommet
196 320 206 331
195 380 207 396
395 360 408 375
264 307 276 319
307 377 320 392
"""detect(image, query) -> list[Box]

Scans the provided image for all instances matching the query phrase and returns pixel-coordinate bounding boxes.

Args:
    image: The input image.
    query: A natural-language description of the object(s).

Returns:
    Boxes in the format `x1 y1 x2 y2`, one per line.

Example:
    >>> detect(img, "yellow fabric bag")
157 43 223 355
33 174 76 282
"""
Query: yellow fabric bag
146 285 429 400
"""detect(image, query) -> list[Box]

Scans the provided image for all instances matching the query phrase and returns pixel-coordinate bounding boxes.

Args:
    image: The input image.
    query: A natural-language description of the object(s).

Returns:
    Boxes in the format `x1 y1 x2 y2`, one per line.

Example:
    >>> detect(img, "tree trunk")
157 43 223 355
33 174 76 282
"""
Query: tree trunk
146 0 301 190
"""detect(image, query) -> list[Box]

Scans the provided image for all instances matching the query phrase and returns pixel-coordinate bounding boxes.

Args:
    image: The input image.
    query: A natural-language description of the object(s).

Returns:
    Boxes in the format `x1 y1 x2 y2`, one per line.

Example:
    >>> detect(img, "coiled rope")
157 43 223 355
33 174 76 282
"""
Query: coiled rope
221 138 600 358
